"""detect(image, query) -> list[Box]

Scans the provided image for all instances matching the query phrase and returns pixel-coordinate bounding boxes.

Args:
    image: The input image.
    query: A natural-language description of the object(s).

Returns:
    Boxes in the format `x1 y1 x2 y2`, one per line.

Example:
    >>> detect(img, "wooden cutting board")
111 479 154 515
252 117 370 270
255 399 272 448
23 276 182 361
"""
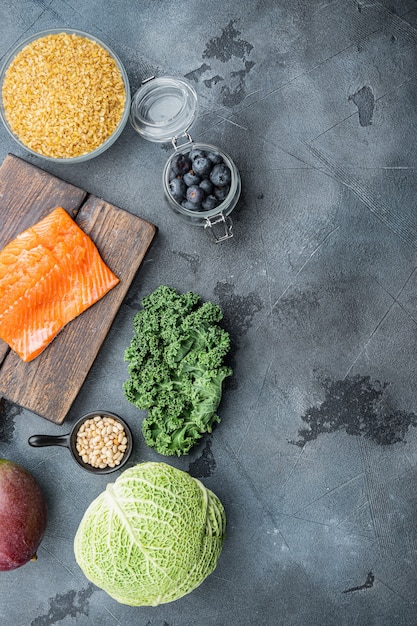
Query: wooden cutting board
0 154 157 424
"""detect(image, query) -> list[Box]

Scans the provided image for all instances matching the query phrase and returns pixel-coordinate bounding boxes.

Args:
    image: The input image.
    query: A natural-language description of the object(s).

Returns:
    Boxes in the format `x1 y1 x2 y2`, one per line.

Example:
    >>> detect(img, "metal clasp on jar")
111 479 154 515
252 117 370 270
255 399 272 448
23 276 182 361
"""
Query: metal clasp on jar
171 133 193 150
204 212 233 242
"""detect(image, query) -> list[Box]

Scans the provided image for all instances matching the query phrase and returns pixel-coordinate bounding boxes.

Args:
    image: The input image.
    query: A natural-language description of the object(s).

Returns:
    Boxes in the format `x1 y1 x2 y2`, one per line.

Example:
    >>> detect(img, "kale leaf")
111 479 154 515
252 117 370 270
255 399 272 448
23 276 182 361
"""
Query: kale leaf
123 286 232 456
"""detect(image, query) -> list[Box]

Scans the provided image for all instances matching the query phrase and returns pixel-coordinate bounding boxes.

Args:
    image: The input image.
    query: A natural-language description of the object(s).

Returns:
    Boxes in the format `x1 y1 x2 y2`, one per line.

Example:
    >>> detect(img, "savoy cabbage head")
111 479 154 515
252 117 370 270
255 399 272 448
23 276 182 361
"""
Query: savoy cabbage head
74 462 226 606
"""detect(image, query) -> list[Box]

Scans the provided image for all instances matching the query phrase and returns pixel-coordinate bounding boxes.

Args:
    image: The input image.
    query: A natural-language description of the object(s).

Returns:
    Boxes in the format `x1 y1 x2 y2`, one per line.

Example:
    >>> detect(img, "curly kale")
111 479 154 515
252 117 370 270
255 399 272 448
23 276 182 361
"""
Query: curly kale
123 285 232 456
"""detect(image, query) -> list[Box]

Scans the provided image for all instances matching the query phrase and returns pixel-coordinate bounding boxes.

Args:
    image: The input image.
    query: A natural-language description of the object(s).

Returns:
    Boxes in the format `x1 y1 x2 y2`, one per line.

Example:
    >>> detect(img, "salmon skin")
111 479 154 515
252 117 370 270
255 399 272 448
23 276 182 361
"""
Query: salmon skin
0 207 120 362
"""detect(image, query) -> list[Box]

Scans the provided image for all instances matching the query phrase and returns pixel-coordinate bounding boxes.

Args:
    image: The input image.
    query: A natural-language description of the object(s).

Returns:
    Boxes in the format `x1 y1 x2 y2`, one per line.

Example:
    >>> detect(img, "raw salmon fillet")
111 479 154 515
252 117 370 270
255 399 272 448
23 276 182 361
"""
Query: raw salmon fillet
0 207 120 362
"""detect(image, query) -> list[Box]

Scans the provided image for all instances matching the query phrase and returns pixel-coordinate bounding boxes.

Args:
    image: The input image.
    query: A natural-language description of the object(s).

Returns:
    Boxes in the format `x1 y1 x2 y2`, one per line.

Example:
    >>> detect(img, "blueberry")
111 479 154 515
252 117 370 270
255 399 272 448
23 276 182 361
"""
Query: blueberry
199 178 214 195
210 163 231 187
168 168 177 182
202 194 219 210
214 184 230 202
183 170 201 186
192 156 212 177
189 148 206 162
207 151 223 165
169 177 186 202
181 199 201 211
171 153 191 176
186 185 205 205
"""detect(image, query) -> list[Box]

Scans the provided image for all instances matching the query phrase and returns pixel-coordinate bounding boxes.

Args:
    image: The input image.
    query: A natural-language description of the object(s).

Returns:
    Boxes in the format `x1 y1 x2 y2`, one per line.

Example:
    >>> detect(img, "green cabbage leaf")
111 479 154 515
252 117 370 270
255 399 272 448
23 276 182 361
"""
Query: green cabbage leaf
74 462 226 606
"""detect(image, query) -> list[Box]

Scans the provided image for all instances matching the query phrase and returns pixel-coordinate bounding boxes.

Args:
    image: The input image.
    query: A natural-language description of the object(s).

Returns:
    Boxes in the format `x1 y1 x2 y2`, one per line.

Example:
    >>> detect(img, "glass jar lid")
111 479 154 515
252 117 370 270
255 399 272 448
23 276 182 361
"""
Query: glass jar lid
129 76 198 142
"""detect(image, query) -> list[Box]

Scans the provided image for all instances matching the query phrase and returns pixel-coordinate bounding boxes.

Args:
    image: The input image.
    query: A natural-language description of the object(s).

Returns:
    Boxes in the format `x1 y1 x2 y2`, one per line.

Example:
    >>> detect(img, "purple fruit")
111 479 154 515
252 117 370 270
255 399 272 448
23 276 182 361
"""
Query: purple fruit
207 151 223 164
214 184 230 202
192 156 212 177
189 149 206 162
0 459 47 571
199 178 214 195
169 177 186 202
171 153 191 176
183 170 201 186
186 185 205 205
181 199 202 211
210 163 231 187
202 194 219 210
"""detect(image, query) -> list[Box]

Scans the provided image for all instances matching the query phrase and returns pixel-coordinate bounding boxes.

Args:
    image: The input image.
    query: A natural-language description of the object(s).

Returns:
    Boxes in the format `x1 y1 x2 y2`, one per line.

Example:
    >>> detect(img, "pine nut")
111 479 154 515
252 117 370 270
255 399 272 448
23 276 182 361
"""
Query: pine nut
75 415 129 469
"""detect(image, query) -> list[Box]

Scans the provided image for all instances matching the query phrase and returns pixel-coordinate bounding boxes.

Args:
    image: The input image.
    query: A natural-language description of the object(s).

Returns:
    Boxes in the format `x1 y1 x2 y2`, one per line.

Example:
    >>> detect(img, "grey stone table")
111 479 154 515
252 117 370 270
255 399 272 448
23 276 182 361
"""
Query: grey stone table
1 1 417 624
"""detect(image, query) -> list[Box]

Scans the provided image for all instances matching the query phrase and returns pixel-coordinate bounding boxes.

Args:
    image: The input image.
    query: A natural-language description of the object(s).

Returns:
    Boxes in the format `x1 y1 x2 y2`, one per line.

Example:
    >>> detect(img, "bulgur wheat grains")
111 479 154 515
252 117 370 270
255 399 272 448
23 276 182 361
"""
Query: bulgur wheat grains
2 32 126 158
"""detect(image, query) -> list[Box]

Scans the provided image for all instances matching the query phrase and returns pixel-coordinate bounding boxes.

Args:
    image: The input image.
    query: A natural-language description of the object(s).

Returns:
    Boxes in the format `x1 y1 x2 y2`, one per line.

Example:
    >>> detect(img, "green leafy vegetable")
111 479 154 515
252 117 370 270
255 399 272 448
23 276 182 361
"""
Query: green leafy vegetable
74 462 226 606
123 285 232 456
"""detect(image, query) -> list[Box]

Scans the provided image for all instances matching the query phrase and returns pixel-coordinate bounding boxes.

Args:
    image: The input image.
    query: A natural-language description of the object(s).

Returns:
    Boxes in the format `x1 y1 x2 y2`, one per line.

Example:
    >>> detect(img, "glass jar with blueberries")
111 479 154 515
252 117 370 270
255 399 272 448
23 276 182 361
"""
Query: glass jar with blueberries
130 76 241 242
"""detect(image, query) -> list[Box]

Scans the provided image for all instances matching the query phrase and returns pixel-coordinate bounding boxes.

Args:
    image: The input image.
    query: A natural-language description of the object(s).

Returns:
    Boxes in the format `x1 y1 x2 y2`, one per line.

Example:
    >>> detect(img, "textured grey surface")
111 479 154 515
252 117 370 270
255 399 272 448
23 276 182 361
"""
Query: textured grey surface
1 1 417 624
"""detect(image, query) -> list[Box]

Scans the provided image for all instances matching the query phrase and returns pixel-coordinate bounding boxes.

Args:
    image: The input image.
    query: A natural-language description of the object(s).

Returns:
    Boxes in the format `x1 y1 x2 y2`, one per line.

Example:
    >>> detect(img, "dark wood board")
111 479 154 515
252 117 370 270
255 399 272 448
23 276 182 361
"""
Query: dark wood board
0 154 157 423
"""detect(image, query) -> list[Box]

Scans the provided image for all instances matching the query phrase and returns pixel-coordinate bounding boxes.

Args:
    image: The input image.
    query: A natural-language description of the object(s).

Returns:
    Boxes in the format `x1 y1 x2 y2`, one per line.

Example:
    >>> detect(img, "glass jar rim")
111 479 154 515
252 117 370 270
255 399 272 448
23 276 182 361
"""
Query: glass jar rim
130 76 198 143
